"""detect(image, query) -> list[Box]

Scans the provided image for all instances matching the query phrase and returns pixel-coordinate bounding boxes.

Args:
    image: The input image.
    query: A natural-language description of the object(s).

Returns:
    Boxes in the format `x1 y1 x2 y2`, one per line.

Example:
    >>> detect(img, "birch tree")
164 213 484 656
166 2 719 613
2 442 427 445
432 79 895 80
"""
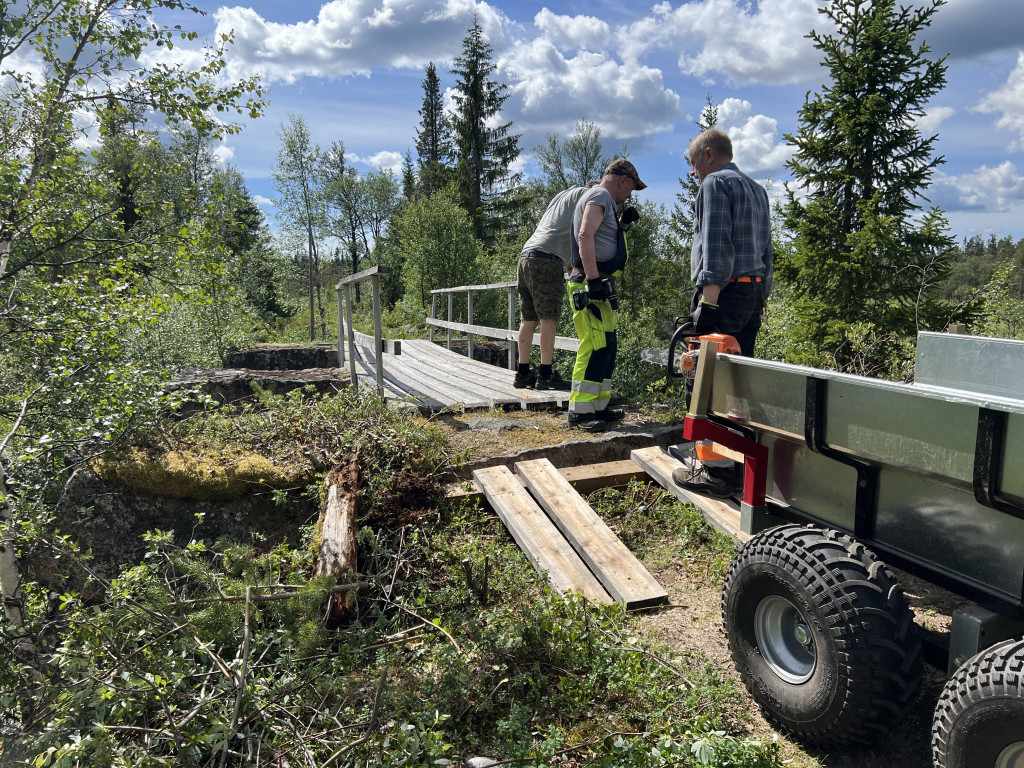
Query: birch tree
0 0 264 644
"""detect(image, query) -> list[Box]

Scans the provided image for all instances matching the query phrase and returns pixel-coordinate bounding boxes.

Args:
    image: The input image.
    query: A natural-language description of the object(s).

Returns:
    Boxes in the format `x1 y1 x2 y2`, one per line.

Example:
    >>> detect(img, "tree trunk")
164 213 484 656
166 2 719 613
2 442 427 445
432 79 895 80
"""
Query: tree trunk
0 466 25 630
314 451 361 627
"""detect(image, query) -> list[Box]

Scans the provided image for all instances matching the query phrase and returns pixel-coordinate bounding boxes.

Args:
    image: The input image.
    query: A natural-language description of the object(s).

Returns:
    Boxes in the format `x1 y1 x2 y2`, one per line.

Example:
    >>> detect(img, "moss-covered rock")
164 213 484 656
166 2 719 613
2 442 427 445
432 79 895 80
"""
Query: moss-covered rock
94 446 312 502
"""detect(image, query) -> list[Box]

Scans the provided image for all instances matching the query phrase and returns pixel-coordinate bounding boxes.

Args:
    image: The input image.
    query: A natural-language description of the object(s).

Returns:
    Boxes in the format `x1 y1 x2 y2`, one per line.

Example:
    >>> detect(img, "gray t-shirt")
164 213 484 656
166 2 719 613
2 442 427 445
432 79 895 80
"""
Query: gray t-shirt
571 185 619 269
521 186 592 266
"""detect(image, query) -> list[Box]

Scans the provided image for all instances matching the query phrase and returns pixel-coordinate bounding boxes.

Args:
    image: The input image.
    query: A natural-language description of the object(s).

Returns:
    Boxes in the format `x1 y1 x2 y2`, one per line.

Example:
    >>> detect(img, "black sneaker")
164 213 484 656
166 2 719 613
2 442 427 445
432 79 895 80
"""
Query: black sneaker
535 369 571 390
567 414 606 432
671 462 733 498
513 368 536 389
594 407 625 422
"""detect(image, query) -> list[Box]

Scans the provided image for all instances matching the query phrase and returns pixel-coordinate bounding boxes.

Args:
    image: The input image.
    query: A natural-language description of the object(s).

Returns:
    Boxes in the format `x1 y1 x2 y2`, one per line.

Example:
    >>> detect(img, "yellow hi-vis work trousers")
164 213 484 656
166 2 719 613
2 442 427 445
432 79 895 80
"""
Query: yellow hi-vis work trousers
567 281 617 418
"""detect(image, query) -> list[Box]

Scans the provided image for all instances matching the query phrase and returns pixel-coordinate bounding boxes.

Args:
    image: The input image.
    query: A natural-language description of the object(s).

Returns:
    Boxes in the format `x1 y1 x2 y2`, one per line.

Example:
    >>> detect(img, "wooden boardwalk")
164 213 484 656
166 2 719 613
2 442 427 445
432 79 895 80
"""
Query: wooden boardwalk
347 338 570 411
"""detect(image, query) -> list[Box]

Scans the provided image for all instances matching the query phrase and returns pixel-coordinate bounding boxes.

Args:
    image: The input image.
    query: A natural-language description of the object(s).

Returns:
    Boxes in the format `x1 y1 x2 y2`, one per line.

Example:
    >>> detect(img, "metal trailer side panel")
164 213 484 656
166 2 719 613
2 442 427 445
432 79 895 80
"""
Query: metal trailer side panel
875 467 1024 600
707 352 1024 611
916 331 1024 399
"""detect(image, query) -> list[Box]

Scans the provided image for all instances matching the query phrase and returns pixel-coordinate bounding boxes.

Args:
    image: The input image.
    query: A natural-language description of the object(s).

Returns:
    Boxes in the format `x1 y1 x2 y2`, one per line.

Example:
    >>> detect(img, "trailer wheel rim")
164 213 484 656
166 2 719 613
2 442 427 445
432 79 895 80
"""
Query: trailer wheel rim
754 594 816 684
996 740 1024 768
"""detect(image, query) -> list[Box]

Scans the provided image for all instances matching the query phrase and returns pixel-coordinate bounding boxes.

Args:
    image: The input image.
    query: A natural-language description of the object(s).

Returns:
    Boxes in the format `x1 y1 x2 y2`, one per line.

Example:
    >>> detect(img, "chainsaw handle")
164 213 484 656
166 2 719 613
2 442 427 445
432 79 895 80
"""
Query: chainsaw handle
667 318 695 378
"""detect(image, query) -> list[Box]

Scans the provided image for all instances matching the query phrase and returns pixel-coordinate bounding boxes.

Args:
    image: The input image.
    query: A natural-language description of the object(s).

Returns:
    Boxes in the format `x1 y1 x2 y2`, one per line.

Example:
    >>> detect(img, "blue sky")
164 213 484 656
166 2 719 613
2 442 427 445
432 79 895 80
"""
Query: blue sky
159 0 1024 241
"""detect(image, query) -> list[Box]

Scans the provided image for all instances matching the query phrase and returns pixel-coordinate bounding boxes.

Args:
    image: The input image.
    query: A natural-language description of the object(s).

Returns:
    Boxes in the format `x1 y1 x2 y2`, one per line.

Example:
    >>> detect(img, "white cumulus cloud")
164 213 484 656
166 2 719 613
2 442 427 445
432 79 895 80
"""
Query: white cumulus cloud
500 40 682 147
919 0 1024 60
533 9 611 52
975 52 1024 152
917 105 956 137
210 0 514 84
715 98 792 175
619 0 825 86
933 162 1024 211
366 150 404 173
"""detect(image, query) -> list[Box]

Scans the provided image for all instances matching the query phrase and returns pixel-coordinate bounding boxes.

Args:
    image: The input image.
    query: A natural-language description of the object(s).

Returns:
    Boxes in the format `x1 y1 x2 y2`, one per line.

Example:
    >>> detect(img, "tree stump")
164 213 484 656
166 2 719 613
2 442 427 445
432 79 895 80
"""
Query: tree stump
314 451 361 627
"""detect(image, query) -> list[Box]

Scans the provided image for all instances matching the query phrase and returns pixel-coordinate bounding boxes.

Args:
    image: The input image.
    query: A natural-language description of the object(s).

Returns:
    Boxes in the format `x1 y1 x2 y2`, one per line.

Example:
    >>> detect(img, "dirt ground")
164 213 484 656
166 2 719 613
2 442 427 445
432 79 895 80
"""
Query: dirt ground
437 404 962 768
640 557 953 768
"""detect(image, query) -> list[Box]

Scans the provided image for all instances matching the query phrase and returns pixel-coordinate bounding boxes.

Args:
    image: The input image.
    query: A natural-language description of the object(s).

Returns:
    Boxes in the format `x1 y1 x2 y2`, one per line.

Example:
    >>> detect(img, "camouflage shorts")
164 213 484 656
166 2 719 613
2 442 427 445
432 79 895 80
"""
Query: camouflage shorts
518 254 567 321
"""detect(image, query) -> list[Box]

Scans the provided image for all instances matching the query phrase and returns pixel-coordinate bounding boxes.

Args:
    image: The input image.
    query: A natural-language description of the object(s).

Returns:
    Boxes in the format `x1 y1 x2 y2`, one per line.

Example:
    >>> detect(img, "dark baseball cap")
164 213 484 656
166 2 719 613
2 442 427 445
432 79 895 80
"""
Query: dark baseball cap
604 158 647 190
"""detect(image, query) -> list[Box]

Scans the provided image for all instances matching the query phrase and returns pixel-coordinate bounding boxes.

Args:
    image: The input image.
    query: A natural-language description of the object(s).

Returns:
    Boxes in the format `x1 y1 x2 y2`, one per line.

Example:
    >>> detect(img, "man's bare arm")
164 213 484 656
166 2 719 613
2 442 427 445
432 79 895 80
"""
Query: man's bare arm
577 204 605 279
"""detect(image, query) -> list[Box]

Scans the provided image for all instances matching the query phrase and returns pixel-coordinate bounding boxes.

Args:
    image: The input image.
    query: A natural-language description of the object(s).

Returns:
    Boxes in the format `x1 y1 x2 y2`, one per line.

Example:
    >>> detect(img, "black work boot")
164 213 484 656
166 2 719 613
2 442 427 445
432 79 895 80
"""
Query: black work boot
513 367 536 389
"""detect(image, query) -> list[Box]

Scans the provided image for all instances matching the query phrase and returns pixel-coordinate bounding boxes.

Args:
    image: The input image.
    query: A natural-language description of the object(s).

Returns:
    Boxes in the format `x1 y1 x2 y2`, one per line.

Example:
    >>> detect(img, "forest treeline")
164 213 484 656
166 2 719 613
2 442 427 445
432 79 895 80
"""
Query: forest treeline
1 1 1022 765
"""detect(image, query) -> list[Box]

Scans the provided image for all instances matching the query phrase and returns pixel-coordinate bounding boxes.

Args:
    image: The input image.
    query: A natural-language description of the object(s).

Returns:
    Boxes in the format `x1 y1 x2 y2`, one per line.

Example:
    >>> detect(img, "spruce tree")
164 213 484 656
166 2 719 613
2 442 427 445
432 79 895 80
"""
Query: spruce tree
670 95 718 258
780 0 967 370
449 15 522 243
414 62 453 195
401 149 417 200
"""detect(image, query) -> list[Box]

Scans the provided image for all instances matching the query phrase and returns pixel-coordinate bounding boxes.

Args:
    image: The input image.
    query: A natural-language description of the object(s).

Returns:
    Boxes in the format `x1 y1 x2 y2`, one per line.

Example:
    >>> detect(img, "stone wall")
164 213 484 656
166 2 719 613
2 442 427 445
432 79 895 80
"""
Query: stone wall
27 467 310 596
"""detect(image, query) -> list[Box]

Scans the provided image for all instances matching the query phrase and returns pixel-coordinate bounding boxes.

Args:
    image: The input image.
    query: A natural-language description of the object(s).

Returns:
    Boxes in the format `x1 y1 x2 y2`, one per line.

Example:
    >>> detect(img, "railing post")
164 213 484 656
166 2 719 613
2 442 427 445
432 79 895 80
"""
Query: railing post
507 285 515 370
467 289 474 361
372 275 384 395
344 284 357 387
447 293 453 350
430 293 437 344
336 286 346 367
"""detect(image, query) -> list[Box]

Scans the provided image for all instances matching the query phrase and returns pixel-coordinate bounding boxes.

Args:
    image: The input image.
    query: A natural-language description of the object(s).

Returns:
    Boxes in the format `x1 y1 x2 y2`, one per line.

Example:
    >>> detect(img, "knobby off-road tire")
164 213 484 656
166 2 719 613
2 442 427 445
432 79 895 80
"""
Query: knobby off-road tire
932 637 1024 768
721 524 923 747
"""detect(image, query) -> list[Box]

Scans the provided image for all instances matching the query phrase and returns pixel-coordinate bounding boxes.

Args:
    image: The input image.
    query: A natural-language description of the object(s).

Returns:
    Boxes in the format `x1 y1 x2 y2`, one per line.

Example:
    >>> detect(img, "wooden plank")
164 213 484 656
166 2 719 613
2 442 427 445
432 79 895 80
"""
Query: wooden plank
397 345 516 401
515 458 668 609
352 329 400 355
358 342 491 408
630 446 750 544
473 466 612 604
446 459 648 504
346 348 408 400
403 340 522 388
350 345 446 406
431 280 518 293
425 318 580 352
402 340 570 408
408 340 571 405
377 347 508 408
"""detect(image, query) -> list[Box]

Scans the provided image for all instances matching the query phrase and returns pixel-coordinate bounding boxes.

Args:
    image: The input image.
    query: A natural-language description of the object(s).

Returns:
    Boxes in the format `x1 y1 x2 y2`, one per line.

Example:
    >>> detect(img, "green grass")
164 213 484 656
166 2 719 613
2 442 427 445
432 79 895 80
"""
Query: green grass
4 392 778 768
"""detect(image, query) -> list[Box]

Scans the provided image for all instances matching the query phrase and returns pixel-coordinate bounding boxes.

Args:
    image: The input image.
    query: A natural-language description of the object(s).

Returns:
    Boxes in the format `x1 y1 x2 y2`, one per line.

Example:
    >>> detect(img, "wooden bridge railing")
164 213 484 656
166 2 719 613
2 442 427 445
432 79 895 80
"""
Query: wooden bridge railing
335 266 393 395
427 281 579 370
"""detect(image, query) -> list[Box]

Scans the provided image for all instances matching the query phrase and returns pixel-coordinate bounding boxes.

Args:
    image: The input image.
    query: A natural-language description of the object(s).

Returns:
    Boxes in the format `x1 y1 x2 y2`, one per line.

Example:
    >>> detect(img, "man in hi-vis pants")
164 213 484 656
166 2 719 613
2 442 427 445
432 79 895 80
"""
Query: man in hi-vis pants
566 159 645 432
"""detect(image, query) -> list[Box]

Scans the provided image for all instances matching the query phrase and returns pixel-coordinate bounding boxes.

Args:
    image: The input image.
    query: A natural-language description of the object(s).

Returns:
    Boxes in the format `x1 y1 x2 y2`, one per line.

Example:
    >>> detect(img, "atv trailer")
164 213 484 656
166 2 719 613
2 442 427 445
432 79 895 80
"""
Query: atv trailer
645 330 1024 768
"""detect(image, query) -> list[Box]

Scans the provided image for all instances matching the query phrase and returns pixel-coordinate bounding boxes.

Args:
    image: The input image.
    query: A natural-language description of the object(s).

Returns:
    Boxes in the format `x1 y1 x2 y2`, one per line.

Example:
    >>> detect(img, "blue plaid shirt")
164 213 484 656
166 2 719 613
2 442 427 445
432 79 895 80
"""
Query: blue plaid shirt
691 163 773 298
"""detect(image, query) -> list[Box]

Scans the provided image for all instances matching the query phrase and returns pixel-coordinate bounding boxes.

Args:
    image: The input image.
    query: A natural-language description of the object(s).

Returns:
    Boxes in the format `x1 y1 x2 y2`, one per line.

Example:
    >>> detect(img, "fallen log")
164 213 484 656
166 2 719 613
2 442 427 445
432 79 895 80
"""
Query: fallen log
314 450 361 627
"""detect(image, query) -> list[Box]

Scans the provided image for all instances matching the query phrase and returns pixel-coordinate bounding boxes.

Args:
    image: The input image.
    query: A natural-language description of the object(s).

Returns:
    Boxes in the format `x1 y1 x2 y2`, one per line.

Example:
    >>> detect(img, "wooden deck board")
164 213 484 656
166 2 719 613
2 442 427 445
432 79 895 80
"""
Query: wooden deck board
370 349 498 408
515 458 668 609
381 345 522 407
445 459 648 505
350 345 448 407
340 336 571 412
404 340 570 408
630 445 751 544
473 465 612 604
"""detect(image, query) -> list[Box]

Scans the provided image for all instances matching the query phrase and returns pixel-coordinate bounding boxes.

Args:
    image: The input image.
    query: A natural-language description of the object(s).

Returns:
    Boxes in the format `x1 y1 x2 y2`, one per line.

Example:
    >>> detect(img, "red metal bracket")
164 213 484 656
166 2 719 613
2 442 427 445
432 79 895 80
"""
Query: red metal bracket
683 416 768 507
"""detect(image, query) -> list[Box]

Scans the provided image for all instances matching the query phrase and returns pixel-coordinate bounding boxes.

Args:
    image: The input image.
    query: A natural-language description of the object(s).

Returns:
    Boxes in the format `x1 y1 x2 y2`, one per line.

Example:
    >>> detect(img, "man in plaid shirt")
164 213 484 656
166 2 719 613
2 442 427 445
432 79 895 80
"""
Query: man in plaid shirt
674 128 773 497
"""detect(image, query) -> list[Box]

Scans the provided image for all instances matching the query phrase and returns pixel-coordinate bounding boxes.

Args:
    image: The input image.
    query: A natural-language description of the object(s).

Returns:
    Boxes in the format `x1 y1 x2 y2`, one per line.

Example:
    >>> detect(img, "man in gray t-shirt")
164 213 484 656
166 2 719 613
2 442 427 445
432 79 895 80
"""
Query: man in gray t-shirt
514 184 595 390
566 158 645 432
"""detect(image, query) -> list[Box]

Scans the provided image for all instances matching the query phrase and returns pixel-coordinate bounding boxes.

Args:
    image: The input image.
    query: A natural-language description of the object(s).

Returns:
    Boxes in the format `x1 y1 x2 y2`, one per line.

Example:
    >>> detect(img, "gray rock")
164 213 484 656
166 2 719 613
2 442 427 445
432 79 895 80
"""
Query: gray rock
463 759 498 768
463 417 539 434
170 367 348 410
224 344 338 370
